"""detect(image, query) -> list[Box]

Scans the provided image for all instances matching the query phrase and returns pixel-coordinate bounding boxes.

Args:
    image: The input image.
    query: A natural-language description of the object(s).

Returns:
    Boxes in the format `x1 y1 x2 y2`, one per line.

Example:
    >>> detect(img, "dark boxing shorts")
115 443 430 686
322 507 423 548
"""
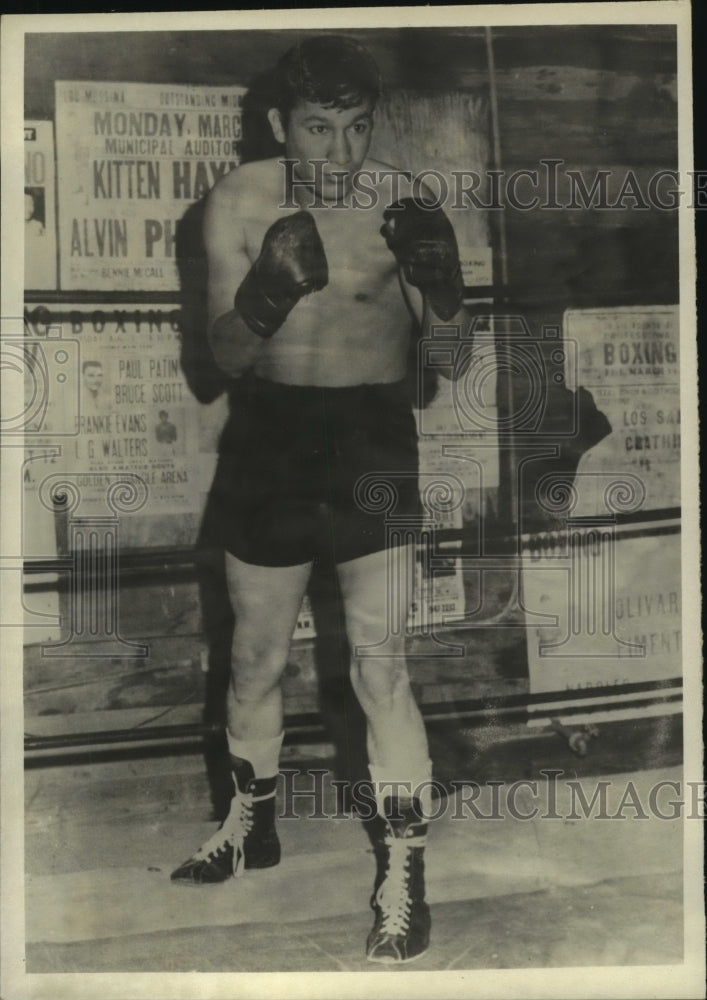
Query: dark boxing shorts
208 375 421 567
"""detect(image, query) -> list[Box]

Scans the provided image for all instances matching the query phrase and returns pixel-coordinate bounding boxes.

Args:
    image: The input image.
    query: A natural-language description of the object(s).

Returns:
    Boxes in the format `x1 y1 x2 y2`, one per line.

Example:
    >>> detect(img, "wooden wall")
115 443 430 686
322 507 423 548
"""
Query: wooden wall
489 25 678 308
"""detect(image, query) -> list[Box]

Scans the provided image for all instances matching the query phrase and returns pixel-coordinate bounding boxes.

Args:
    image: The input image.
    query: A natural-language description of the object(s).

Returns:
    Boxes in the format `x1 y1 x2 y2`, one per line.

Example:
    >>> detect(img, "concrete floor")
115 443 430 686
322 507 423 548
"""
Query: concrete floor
24 755 685 974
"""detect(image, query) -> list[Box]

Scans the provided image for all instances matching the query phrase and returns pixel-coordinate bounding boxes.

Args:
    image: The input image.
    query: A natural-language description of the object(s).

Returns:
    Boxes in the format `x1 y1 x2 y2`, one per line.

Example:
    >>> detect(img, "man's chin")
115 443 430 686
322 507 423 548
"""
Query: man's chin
316 175 352 203
291 174 353 205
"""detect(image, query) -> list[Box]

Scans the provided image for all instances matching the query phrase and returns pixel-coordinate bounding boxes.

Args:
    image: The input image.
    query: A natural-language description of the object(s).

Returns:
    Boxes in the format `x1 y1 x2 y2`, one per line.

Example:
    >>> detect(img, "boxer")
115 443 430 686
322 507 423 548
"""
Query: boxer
171 35 469 964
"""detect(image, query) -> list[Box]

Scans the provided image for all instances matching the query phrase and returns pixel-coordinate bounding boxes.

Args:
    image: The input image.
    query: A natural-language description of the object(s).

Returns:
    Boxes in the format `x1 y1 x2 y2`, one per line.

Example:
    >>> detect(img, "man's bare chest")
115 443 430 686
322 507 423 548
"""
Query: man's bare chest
245 203 397 301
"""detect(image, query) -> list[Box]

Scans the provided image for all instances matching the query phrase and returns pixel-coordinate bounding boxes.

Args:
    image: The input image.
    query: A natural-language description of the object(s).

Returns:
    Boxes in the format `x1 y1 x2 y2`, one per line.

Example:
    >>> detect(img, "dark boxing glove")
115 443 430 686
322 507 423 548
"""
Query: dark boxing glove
381 198 464 321
520 384 613 532
235 210 328 338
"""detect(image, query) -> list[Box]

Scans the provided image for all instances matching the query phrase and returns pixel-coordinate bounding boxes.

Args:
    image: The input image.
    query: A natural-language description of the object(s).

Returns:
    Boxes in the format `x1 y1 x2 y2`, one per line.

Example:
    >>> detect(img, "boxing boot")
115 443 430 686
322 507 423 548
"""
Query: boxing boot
366 797 431 963
171 759 280 884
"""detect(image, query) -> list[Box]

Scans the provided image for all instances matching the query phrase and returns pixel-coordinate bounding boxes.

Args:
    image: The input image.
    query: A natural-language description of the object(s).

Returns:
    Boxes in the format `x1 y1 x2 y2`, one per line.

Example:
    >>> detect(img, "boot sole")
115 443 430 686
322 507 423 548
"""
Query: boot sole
170 857 281 886
366 947 429 965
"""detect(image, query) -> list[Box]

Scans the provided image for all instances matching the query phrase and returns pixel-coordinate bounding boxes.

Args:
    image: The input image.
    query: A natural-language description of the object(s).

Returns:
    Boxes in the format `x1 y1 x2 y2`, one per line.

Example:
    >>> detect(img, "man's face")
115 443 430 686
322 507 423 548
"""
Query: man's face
269 100 374 201
83 365 103 393
25 194 34 222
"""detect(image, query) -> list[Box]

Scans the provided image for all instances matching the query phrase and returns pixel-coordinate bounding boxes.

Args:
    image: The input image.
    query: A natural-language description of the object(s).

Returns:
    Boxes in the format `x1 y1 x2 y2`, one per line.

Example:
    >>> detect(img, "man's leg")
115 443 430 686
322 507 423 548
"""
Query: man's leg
337 543 432 963
225 554 312 741
338 544 428 772
172 553 312 883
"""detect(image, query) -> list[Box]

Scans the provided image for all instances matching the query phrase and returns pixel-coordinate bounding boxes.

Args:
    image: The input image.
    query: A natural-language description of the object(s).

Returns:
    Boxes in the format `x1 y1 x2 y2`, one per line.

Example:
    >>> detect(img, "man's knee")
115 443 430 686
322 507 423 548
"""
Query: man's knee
345 604 407 653
351 655 411 709
230 634 289 699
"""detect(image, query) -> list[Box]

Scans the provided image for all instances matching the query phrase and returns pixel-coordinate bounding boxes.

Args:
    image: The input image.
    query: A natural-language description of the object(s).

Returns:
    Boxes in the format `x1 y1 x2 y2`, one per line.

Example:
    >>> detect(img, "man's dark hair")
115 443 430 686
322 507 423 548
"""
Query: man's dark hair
82 361 102 374
272 35 381 119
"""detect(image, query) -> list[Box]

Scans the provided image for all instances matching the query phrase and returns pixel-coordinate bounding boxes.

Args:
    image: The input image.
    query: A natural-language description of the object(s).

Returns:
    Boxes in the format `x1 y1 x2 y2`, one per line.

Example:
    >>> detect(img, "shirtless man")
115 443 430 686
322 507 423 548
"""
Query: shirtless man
171 35 468 964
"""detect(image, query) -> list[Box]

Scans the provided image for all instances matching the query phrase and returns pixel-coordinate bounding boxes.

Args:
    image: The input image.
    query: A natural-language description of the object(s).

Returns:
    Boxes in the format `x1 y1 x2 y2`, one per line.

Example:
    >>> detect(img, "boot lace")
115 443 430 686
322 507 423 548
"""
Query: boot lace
192 786 255 877
375 836 424 936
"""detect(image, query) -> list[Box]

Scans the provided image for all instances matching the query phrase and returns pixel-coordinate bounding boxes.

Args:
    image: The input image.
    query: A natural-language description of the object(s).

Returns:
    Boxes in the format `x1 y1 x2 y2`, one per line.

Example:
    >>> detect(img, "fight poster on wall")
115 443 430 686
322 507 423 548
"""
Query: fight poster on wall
24 120 57 289
368 89 490 285
416 359 499 531
521 530 682 721
407 549 466 630
563 306 680 514
55 82 246 290
22 304 202 517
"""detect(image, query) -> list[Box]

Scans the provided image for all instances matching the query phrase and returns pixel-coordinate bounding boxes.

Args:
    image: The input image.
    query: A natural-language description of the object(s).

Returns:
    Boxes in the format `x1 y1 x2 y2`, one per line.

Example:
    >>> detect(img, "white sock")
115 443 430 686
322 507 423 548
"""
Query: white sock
227 731 284 779
369 761 434 818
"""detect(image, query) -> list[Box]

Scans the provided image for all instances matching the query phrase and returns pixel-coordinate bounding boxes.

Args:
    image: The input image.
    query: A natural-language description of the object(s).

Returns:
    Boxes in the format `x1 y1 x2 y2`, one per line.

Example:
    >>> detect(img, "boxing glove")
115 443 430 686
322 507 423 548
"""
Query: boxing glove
381 198 464 321
235 211 329 338
520 384 613 532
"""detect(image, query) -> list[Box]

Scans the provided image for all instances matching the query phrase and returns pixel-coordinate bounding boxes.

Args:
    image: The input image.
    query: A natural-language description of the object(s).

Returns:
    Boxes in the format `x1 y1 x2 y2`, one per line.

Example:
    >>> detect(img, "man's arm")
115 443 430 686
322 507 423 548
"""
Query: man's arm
381 197 470 381
204 183 329 380
204 183 266 380
402 279 472 384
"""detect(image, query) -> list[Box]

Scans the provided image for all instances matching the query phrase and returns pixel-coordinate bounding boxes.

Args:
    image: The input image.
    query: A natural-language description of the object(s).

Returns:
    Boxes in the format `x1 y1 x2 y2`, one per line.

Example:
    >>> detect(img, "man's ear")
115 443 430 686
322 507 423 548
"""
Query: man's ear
267 108 286 145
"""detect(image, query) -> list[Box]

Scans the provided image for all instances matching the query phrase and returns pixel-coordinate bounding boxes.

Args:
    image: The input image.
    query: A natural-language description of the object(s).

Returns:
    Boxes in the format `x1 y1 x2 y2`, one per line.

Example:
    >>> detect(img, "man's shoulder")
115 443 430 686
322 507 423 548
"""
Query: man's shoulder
208 159 283 208
361 157 416 194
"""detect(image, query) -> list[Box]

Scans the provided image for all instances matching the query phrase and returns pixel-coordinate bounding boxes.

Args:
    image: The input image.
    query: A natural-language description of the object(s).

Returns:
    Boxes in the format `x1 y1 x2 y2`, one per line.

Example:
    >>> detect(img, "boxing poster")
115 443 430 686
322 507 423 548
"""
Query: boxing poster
24 120 57 289
408 549 466 628
369 89 490 285
563 306 680 514
22 304 202 516
55 82 246 290
522 530 682 707
416 352 499 531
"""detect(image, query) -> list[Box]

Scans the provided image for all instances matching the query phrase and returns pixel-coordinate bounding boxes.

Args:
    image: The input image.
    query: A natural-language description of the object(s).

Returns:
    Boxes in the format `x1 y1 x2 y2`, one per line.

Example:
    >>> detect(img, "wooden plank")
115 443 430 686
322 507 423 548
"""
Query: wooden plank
491 66 676 104
502 216 679 303
496 103 676 169
490 25 676 75
395 66 677 105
